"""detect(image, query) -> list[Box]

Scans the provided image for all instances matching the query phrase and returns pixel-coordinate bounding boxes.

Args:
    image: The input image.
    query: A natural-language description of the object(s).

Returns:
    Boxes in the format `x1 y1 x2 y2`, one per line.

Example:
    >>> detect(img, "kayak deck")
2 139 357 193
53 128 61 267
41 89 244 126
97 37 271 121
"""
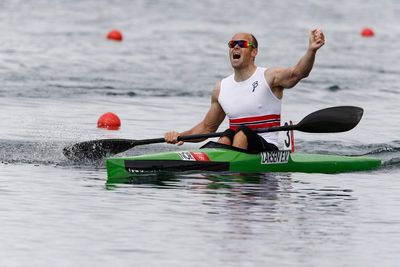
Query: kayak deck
106 142 381 183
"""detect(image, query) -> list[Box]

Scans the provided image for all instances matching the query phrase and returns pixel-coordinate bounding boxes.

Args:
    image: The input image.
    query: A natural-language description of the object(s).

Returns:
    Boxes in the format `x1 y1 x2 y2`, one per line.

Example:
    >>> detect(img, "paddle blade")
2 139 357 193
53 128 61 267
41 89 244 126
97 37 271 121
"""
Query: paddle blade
63 139 136 161
297 106 363 133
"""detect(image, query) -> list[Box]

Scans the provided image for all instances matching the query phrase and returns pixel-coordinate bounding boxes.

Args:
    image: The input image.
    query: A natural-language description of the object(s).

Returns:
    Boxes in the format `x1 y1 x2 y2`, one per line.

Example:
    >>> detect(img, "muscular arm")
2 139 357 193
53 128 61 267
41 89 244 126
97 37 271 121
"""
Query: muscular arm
165 81 226 144
266 29 325 98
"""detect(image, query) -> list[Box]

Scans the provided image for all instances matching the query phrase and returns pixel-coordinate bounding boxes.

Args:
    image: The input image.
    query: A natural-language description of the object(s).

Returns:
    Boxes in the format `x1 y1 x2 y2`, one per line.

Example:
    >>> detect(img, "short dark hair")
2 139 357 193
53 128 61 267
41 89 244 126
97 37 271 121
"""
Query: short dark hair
250 34 258 48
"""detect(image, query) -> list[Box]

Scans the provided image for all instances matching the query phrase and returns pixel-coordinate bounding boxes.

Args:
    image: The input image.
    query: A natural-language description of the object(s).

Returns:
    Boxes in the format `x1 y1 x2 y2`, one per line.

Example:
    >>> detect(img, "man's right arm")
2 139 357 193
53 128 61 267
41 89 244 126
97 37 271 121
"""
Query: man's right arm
165 81 226 145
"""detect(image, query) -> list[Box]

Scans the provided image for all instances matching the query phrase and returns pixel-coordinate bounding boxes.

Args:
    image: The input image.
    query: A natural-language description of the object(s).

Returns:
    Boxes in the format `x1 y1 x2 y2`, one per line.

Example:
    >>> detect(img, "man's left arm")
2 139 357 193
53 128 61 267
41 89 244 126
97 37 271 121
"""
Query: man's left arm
266 29 325 93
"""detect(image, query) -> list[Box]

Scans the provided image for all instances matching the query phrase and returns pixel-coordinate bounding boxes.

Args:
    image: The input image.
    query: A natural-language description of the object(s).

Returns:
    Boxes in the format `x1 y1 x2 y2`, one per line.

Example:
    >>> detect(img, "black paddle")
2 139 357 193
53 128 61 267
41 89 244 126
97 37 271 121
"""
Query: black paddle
63 106 363 161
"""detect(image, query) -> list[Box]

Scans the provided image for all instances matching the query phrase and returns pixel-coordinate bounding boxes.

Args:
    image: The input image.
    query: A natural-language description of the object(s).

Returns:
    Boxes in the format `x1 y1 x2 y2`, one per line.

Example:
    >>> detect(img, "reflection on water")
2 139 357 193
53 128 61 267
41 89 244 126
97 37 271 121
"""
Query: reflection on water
106 171 356 211
104 170 359 259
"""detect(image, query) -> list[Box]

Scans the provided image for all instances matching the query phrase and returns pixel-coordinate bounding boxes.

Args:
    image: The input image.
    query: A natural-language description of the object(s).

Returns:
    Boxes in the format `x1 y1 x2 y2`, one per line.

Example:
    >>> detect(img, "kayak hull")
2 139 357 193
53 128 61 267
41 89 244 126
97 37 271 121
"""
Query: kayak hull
106 143 381 183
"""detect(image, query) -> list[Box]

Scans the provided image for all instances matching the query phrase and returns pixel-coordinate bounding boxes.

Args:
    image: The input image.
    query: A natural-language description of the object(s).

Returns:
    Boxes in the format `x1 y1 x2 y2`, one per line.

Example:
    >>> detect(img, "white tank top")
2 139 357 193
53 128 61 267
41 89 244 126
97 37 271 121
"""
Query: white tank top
218 67 281 146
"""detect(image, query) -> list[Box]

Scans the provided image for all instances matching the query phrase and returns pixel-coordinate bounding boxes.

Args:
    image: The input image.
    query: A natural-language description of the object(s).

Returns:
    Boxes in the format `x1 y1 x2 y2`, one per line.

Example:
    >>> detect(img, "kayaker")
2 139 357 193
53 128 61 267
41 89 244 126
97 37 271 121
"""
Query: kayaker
165 29 325 152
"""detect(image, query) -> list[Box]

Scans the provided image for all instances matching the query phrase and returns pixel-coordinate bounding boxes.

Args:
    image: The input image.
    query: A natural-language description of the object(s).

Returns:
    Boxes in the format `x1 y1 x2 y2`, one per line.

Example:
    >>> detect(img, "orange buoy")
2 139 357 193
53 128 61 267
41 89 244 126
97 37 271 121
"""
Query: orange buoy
97 112 121 130
361 27 375 37
107 30 123 41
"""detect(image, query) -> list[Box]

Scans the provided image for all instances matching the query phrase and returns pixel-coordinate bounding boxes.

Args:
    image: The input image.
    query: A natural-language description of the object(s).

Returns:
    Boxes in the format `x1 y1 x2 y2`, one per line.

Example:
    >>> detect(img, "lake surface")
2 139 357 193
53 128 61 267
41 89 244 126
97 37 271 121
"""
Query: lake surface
1 0 400 266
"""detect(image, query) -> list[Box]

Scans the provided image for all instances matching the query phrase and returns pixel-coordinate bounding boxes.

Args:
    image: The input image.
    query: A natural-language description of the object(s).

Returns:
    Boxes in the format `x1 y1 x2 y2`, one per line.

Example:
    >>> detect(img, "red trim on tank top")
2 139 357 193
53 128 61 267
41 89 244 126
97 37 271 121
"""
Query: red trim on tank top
229 114 281 130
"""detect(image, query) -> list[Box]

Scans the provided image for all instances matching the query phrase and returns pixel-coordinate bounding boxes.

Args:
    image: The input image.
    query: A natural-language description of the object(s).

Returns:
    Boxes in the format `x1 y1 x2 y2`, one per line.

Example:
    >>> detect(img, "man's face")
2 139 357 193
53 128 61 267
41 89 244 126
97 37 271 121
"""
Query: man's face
228 33 257 69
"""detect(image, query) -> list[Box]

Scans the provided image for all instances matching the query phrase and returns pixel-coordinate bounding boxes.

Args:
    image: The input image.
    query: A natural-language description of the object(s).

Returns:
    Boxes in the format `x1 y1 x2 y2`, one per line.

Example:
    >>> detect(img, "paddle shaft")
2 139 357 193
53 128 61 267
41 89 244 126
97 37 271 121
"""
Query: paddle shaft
124 105 363 147
63 106 363 160
131 124 297 146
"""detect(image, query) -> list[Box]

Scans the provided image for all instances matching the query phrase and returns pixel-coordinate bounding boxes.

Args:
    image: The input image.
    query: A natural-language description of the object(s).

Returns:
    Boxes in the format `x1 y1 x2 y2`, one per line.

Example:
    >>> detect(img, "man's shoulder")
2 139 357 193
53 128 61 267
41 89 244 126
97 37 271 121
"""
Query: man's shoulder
212 80 221 94
264 66 279 76
263 67 283 92
213 80 221 89
264 67 283 82
211 81 222 102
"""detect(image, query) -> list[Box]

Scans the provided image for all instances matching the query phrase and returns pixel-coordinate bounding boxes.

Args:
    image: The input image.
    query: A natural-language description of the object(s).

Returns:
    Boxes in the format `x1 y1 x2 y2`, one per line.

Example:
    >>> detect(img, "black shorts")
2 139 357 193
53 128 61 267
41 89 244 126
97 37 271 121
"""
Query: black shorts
220 126 278 152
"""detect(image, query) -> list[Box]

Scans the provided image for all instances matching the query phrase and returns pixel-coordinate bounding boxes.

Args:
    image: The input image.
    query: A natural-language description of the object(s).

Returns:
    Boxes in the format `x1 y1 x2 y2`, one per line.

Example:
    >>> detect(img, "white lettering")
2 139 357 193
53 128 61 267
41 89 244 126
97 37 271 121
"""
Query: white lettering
127 168 157 173
261 150 290 164
177 152 196 161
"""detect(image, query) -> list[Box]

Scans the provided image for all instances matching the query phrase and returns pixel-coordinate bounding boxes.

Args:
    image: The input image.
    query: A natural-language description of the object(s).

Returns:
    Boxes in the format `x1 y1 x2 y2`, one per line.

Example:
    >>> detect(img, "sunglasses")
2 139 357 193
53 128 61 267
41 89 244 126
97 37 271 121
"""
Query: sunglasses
228 40 257 48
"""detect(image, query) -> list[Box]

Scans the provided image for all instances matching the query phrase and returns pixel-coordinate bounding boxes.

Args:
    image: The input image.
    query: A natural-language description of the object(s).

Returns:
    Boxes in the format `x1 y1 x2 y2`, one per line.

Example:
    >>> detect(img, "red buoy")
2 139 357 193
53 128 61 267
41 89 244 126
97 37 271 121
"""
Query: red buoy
97 112 121 130
361 27 375 37
107 30 123 41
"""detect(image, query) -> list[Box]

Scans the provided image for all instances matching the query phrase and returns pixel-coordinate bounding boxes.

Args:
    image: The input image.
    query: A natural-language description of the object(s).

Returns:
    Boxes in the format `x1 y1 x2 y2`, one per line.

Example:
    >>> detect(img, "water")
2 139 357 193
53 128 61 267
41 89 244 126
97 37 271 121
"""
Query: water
1 0 400 266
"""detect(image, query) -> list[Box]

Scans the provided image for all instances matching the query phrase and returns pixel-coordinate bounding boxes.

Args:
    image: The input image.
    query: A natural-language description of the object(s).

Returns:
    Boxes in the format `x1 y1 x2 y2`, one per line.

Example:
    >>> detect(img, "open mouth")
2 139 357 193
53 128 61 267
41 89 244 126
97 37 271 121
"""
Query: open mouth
233 53 241 60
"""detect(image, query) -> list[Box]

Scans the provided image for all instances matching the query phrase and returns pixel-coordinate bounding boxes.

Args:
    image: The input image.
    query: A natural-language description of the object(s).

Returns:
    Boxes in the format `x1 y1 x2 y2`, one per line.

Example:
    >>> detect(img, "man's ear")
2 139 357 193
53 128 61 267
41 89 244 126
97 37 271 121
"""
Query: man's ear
251 48 258 60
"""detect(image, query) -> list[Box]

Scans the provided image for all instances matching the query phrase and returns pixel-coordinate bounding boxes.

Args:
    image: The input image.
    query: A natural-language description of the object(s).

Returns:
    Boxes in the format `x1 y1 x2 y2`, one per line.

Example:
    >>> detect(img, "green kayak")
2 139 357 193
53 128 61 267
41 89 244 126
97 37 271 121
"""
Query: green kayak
106 142 381 183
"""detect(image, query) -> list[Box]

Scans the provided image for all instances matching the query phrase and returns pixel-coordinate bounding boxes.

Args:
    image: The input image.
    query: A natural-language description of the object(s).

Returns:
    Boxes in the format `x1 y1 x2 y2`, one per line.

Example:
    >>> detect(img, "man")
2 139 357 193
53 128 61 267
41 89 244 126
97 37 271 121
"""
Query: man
165 29 325 152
